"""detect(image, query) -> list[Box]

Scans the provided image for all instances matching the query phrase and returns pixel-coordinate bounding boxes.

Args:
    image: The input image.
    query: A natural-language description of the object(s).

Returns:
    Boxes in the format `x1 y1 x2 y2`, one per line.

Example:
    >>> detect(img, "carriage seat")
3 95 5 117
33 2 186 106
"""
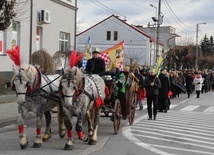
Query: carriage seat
103 71 117 82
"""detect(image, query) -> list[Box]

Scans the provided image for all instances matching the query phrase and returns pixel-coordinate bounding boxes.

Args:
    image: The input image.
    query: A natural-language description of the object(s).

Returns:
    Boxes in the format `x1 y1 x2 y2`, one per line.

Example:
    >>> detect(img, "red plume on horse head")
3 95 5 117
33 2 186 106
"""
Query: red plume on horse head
69 50 84 68
6 45 21 66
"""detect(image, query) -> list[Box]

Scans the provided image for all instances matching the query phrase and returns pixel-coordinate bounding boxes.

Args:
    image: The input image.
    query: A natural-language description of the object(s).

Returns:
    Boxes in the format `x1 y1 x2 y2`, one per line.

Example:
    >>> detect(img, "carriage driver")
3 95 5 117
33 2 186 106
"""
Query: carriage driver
85 47 106 76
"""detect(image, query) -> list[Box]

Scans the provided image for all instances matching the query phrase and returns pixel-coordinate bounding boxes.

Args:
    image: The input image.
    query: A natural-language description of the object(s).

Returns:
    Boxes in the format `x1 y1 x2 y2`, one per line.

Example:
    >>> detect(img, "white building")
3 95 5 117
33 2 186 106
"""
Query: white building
136 25 180 49
76 15 164 67
0 0 77 85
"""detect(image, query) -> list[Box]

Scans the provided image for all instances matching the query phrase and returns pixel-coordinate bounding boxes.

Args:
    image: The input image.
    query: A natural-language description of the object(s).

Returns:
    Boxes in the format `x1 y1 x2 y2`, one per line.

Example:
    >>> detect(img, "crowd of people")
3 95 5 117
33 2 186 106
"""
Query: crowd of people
84 47 214 121
135 66 214 120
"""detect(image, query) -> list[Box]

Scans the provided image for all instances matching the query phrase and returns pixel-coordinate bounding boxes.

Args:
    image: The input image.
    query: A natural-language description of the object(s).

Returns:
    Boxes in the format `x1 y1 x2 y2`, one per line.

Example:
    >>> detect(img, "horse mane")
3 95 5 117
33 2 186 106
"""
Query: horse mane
31 49 55 73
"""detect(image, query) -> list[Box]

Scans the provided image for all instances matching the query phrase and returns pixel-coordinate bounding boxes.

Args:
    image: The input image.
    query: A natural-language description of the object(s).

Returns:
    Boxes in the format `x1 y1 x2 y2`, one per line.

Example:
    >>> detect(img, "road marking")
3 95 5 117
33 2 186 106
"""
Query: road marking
152 144 213 155
169 104 178 109
123 97 214 155
180 105 199 111
123 114 173 155
78 137 109 155
204 106 214 113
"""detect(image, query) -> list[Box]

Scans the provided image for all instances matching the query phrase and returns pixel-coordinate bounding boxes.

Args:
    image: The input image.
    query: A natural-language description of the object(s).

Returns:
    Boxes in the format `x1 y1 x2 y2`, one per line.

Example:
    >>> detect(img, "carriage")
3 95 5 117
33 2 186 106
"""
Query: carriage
102 71 137 134
8 46 136 150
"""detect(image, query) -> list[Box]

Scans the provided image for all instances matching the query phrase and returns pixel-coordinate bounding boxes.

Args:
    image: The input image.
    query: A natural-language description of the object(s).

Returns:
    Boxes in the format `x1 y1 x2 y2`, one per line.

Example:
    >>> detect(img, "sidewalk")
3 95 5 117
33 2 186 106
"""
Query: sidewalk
0 94 18 123
0 101 18 122
0 94 17 104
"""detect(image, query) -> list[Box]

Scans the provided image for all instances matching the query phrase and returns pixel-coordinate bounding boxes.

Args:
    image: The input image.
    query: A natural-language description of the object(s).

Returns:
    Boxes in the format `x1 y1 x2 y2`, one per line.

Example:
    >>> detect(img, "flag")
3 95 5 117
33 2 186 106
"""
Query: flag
155 46 171 76
100 40 124 71
100 52 111 69
82 36 91 69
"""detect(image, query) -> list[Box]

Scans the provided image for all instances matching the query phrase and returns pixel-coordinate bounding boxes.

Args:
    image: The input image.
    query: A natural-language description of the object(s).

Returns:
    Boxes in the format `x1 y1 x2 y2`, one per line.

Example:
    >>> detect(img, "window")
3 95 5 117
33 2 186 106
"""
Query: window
59 32 70 51
114 31 118 41
36 26 43 50
12 22 20 49
106 31 111 40
0 31 3 55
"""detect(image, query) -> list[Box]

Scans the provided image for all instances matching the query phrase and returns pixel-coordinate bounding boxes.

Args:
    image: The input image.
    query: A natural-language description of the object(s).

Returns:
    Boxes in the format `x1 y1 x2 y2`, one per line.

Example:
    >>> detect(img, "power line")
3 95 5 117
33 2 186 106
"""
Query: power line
94 0 125 18
164 0 192 28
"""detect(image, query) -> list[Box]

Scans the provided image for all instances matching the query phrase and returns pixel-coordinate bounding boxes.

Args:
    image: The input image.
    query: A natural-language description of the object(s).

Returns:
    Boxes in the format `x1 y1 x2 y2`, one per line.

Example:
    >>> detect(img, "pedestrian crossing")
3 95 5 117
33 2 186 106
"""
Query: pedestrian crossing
136 104 214 113
123 108 214 155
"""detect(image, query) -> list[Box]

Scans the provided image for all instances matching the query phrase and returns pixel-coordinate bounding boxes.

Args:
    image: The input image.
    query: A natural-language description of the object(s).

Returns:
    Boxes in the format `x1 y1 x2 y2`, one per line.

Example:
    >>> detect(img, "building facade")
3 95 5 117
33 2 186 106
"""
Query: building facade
136 25 179 49
0 0 77 84
76 15 163 67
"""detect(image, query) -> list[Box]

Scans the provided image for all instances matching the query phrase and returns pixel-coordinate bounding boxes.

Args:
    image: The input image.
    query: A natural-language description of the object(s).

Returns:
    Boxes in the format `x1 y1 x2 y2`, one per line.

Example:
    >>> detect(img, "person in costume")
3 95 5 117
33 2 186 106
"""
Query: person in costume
85 47 105 76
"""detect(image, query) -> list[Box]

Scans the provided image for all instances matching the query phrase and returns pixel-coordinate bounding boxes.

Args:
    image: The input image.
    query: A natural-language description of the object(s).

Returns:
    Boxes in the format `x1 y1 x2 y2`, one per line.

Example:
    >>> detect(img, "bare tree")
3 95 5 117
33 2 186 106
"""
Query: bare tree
124 50 146 68
0 0 16 31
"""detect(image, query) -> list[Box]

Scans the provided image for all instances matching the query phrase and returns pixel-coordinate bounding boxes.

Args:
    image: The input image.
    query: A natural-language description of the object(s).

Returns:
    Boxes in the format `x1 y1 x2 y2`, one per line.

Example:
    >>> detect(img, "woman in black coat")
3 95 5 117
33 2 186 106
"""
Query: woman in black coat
158 69 170 112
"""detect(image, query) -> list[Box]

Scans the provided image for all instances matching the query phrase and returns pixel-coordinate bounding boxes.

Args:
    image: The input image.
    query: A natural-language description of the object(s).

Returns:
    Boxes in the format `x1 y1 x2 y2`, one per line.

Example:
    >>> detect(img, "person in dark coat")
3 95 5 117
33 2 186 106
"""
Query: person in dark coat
201 71 208 93
85 47 106 76
158 69 170 113
185 71 193 98
143 68 161 120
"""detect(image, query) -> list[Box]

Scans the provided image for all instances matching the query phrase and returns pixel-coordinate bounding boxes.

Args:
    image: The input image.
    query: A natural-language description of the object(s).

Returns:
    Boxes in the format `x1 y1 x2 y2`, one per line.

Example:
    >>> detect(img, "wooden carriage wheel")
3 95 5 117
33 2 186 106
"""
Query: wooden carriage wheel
128 92 136 126
113 99 122 134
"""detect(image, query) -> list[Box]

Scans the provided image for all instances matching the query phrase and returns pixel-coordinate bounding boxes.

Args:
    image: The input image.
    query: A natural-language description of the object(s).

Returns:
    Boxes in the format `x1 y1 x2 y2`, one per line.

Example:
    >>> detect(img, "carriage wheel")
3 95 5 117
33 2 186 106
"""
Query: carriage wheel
113 99 122 134
129 93 136 126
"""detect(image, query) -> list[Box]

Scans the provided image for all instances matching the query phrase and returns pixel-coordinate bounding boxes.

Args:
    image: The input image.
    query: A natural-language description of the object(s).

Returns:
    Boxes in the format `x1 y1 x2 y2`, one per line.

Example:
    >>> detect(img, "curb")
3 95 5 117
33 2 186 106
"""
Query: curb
0 94 16 104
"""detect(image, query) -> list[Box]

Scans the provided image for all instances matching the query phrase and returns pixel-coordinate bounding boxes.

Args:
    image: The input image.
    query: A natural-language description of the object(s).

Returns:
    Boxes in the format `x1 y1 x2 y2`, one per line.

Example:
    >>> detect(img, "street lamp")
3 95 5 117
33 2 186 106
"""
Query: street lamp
195 22 206 69
150 4 157 66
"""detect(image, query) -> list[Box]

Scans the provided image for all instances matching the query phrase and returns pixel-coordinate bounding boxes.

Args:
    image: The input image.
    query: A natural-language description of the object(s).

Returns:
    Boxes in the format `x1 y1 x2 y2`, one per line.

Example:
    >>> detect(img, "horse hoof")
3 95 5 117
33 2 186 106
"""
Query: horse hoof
33 143 42 148
88 139 97 145
64 144 73 150
20 141 28 150
59 133 65 138
80 136 89 142
42 134 51 142
42 137 49 142
59 130 66 138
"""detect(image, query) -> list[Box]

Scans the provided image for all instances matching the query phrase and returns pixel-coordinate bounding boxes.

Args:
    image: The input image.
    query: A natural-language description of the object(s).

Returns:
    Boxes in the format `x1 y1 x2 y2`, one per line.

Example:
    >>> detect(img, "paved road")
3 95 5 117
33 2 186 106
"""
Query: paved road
123 92 214 155
0 92 214 155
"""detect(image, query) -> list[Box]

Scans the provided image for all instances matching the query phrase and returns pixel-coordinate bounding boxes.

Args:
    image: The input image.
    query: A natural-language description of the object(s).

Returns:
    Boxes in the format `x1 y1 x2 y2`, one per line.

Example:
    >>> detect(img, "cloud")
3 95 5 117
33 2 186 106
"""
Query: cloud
77 0 214 44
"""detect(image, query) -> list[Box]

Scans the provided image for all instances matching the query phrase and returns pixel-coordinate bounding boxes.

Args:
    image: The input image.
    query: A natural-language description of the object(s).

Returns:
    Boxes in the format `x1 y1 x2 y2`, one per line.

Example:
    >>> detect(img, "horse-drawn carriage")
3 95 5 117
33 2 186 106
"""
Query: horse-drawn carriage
102 71 137 134
8 48 137 150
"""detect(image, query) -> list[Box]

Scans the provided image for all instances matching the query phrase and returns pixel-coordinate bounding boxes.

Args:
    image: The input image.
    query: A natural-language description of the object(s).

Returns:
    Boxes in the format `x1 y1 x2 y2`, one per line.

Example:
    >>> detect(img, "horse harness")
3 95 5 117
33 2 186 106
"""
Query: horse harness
14 67 62 102
61 73 102 103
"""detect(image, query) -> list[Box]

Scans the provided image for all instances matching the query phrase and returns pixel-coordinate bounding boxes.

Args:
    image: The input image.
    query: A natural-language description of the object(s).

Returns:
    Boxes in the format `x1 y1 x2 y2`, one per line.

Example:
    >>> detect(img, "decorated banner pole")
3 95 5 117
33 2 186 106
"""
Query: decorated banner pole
152 46 170 83
155 46 171 77
82 36 91 69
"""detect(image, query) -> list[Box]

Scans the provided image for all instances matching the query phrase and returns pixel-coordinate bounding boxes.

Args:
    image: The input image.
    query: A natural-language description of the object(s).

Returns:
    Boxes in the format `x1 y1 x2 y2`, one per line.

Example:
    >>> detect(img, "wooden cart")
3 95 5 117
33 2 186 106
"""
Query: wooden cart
102 71 136 134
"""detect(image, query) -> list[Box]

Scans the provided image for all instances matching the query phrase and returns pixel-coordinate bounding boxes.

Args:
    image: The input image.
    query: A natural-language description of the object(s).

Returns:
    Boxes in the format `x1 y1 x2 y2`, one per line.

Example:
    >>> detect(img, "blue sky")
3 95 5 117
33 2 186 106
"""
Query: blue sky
77 0 214 45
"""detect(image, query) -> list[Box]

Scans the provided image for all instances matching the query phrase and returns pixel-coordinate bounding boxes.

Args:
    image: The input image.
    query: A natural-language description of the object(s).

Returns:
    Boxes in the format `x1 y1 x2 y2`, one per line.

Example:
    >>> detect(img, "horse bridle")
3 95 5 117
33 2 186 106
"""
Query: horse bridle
61 71 77 98
14 73 31 96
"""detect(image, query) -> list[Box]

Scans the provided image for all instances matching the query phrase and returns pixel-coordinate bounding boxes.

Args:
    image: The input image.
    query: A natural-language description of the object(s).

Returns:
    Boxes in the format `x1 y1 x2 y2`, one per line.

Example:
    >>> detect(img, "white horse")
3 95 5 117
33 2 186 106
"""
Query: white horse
11 64 66 149
60 65 106 150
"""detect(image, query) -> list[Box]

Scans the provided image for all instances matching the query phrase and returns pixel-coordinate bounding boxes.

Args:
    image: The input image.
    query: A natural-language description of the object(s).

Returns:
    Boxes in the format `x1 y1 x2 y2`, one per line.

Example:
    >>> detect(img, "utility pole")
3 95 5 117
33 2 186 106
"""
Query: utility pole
29 0 33 64
156 0 161 63
195 24 199 70
195 23 206 69
150 4 157 66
